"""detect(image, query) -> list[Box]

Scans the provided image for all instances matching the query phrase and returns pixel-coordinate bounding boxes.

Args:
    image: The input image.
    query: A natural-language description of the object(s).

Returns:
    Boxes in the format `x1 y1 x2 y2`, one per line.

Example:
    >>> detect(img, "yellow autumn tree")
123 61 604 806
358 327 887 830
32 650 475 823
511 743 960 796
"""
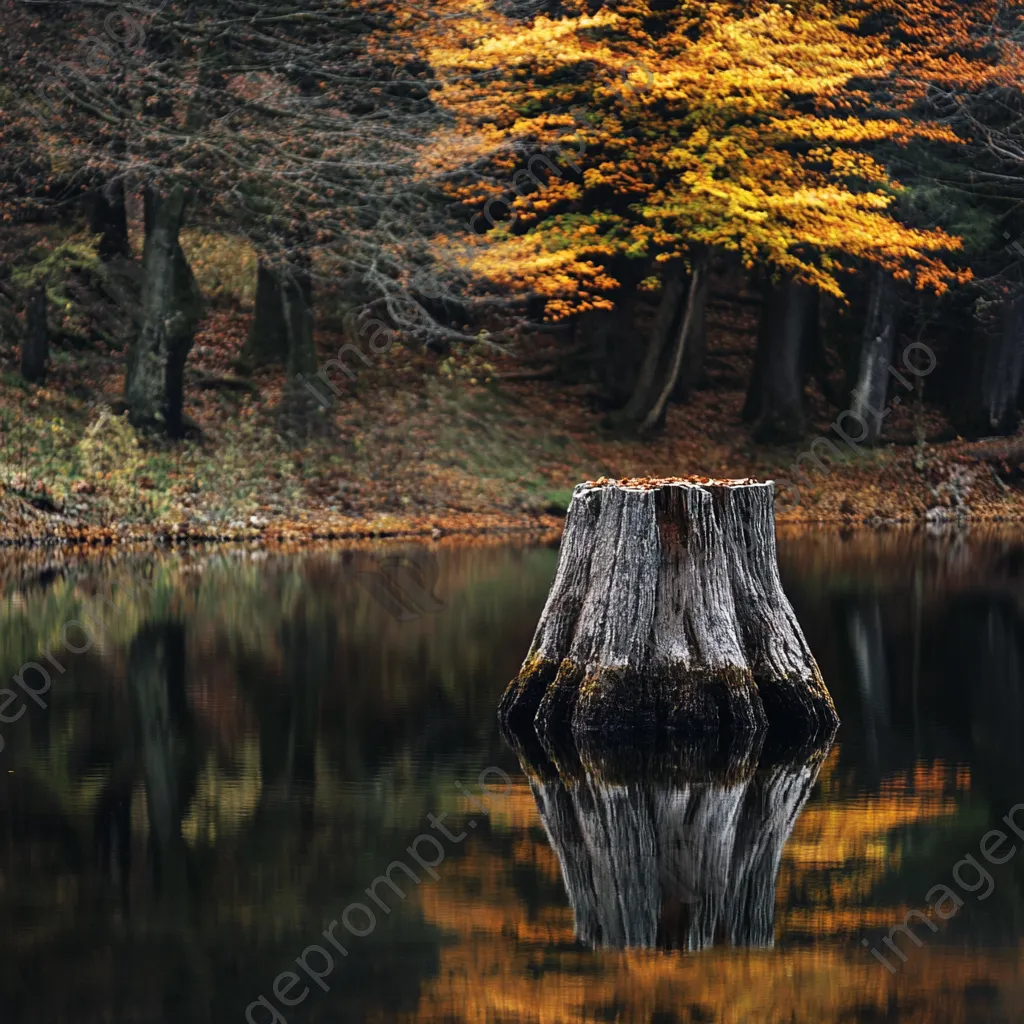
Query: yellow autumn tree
423 0 968 318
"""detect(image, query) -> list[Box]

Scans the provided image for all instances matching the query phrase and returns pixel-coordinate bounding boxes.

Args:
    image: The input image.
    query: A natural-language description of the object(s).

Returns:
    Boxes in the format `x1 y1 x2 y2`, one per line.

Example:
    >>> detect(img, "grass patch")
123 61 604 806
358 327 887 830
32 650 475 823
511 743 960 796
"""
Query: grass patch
180 230 259 307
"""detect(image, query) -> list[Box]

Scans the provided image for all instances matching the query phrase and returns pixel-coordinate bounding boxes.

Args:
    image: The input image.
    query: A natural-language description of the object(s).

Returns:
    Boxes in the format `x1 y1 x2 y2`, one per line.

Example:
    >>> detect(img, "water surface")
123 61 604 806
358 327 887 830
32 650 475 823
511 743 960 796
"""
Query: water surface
1 528 1023 1023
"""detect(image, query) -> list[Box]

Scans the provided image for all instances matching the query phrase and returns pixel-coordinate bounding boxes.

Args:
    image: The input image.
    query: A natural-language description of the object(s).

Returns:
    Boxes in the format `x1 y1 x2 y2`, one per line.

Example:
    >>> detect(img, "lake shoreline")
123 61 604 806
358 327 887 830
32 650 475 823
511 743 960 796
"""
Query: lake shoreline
4 490 1024 551
5 315 1024 545
0 501 566 549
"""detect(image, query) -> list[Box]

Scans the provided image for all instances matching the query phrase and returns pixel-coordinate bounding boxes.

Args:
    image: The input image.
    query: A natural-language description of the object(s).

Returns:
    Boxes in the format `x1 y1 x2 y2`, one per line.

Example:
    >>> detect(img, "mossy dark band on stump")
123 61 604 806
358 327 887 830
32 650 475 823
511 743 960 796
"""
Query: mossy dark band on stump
499 476 839 743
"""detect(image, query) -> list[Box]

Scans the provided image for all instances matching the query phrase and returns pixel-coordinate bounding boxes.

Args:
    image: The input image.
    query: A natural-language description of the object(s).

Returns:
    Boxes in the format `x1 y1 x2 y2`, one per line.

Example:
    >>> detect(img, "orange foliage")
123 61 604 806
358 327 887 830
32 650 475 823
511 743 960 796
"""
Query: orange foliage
424 0 979 317
395 761 1015 1024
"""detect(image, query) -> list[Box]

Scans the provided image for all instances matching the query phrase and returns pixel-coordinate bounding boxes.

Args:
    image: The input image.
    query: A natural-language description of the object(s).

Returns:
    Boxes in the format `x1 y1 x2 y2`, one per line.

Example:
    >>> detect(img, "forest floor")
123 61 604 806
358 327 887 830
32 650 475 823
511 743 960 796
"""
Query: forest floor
3 285 1024 546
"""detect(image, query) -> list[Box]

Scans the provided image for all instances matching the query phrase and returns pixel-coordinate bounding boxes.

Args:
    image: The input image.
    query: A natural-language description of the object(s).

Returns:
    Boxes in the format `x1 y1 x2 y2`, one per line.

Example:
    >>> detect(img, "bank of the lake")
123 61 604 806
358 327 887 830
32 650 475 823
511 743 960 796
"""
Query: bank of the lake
5 306 1024 547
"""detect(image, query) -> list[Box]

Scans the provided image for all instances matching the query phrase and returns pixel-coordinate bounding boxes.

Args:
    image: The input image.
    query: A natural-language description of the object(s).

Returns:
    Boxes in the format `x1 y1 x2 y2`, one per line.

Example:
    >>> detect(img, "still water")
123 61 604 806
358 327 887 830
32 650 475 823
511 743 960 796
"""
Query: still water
0 528 1023 1023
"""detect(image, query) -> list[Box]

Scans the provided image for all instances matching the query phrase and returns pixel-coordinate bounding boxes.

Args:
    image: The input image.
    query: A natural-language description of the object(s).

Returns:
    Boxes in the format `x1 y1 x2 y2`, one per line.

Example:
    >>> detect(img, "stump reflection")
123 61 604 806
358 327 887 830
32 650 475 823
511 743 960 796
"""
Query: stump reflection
508 728 831 951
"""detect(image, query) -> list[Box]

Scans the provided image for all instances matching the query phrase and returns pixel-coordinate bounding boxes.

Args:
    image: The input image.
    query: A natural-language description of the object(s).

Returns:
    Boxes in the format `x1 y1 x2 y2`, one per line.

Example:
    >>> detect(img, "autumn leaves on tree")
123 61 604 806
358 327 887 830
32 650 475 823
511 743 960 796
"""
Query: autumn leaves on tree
3 0 1024 440
425 0 990 436
3 0 441 434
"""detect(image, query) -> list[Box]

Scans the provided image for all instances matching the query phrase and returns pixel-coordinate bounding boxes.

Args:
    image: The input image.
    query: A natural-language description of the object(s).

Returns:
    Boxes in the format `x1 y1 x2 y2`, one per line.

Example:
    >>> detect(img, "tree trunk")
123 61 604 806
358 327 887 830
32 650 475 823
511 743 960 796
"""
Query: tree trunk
278 260 329 435
581 298 636 408
244 610 327 839
963 604 1024 803
90 179 131 260
242 261 288 368
850 268 896 444
518 740 826 951
803 288 842 410
499 478 838 744
741 295 769 423
279 611 325 793
93 762 135 902
143 186 157 238
128 621 195 899
847 599 890 773
615 259 710 426
745 277 816 442
674 268 710 399
21 283 48 383
613 266 687 424
965 294 1024 435
125 184 202 436
640 257 709 432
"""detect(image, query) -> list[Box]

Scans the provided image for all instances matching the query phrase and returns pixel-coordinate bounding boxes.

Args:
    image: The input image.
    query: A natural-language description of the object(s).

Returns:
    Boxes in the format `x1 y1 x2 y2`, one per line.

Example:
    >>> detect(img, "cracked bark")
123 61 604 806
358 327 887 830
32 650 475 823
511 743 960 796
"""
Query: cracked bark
499 478 838 745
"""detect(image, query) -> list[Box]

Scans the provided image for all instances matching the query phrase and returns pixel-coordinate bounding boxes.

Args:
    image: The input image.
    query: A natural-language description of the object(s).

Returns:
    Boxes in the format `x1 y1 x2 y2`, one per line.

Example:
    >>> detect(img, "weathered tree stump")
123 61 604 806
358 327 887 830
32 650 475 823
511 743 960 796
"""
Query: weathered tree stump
499 477 838 743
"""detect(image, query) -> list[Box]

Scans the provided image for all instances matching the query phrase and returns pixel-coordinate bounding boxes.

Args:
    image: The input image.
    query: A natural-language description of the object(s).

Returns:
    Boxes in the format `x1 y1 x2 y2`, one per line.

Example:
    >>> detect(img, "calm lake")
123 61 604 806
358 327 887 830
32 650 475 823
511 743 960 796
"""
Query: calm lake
0 528 1023 1023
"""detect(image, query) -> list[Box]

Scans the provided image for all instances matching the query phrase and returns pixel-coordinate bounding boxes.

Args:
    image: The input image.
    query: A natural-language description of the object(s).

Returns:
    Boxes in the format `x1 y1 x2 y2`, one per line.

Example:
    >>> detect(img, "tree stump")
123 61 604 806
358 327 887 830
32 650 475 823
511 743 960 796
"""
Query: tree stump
499 477 838 743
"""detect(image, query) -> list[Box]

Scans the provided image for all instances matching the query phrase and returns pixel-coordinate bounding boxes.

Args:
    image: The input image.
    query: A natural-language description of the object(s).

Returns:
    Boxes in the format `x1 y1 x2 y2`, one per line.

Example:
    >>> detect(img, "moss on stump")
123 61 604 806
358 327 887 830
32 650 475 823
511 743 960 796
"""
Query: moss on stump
499 476 839 745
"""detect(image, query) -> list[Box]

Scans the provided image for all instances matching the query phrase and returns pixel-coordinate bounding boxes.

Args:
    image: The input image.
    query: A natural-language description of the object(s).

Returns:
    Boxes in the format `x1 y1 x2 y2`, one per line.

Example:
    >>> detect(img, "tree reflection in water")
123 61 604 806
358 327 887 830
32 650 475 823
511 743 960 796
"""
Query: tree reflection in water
3 534 1024 1022
507 726 833 952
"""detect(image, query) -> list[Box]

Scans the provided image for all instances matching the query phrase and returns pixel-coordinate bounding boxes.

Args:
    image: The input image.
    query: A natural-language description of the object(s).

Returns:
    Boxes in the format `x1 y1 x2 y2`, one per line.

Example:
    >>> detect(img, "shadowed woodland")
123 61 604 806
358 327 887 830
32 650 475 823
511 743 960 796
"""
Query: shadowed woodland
7 2 1024 536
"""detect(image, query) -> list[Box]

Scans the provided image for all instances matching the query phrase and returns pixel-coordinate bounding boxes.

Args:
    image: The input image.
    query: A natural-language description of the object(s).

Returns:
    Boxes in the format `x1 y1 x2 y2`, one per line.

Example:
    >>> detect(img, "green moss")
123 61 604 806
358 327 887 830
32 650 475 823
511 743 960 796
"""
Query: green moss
541 488 575 514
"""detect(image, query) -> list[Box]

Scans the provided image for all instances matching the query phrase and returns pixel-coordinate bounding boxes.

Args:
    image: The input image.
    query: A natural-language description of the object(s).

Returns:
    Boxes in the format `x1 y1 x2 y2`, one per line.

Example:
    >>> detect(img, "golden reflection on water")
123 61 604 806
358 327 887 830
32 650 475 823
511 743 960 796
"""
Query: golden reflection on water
396 755 1021 1024
2 534 1024 1022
